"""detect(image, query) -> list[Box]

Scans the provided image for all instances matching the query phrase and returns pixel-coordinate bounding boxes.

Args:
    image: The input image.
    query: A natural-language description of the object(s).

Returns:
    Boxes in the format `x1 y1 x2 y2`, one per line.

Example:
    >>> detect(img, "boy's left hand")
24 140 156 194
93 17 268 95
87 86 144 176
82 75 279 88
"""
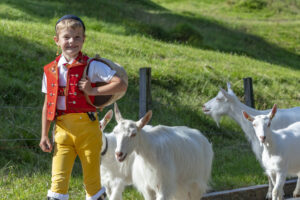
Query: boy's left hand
79 77 94 95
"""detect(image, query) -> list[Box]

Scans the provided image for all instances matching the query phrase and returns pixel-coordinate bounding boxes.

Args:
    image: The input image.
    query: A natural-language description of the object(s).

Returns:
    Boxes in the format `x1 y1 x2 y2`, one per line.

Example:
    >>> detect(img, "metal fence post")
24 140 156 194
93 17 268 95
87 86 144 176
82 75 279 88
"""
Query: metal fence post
243 77 255 108
139 68 152 119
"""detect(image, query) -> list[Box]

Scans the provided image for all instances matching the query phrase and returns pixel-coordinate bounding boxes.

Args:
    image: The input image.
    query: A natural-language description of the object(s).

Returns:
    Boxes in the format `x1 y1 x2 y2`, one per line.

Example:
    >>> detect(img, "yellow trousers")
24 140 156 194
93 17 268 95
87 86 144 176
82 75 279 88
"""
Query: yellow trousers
51 113 102 197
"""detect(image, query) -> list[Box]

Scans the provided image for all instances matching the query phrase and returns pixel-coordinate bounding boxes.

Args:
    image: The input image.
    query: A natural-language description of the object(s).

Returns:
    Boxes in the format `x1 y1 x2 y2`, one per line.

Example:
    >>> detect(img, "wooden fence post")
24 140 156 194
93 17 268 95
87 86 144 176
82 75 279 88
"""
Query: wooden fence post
139 68 152 119
243 77 255 108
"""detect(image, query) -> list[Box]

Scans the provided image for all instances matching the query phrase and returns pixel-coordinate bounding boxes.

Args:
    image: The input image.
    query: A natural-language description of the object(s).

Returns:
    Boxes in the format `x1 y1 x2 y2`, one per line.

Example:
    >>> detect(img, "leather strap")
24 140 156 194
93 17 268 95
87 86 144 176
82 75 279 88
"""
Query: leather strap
82 55 110 110
101 136 108 156
82 58 95 108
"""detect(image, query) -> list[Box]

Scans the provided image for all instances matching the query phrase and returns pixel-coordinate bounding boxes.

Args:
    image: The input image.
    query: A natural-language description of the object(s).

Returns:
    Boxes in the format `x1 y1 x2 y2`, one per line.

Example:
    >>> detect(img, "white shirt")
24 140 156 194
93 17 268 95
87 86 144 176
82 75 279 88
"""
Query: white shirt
42 55 116 110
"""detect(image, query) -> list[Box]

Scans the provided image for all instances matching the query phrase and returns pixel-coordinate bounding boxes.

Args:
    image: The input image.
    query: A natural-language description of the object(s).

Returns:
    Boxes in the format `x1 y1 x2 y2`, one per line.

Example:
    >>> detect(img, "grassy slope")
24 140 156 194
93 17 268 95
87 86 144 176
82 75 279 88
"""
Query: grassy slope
0 0 299 199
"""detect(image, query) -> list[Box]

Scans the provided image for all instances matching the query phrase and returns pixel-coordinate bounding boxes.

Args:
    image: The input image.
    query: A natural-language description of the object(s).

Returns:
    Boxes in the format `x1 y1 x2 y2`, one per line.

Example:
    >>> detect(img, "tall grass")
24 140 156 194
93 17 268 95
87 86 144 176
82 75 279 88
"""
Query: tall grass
0 0 299 199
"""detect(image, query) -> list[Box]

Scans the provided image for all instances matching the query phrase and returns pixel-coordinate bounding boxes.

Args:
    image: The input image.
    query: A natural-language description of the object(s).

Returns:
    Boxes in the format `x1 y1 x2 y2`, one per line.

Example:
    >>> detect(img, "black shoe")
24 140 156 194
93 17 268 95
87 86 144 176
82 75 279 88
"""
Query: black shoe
97 192 107 200
47 197 60 200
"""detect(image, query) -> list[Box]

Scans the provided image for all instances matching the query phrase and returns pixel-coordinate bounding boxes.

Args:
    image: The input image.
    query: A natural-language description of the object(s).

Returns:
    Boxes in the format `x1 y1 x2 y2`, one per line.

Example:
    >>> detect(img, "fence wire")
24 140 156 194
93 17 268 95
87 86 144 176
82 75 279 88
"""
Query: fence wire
0 96 298 149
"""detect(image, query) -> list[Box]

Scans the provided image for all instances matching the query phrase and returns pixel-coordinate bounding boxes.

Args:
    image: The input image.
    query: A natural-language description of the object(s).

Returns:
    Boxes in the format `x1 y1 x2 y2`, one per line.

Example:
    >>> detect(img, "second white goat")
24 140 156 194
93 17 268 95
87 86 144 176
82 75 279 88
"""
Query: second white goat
243 104 300 200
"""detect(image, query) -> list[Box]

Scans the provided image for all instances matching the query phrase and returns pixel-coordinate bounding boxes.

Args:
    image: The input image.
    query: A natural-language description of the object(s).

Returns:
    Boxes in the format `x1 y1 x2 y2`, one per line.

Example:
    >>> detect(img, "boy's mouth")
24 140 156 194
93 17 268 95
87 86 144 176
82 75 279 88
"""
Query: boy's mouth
66 46 78 49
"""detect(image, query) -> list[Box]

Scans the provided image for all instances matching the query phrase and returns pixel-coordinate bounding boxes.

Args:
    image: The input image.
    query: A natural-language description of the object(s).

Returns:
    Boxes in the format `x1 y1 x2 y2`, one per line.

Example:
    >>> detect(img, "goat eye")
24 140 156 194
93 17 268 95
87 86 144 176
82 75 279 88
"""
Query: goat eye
130 133 136 138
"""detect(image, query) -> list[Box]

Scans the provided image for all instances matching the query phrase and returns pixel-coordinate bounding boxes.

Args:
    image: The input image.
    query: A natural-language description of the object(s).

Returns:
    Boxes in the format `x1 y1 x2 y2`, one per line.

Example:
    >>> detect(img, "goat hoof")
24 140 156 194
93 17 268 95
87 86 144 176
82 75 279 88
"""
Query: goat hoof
265 194 272 200
293 194 300 198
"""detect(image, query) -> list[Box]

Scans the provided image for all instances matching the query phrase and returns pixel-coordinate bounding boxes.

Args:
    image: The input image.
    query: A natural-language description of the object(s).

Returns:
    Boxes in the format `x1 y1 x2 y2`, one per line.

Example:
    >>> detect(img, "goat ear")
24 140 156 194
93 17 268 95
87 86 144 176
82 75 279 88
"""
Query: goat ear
114 103 123 123
136 110 152 130
226 82 231 91
269 104 277 120
267 104 277 127
100 109 113 131
243 111 254 122
105 109 113 122
226 82 235 96
220 88 232 100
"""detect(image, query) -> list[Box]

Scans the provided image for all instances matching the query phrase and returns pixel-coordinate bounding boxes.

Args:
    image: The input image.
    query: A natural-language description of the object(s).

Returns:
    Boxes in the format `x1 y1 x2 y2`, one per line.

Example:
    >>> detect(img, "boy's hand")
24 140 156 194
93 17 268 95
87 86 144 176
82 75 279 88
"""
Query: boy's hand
78 77 94 95
39 136 53 152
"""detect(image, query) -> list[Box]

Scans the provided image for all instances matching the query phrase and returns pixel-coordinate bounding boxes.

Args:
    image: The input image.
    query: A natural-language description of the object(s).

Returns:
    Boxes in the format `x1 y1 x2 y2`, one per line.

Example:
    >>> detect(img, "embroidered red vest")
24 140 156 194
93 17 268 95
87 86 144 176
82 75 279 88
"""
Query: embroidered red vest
44 52 96 121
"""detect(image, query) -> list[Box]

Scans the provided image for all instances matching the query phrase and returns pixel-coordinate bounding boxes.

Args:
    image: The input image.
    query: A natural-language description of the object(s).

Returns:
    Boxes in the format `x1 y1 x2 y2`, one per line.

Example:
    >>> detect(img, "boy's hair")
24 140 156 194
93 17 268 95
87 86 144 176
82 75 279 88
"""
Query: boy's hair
55 18 85 36
55 15 85 36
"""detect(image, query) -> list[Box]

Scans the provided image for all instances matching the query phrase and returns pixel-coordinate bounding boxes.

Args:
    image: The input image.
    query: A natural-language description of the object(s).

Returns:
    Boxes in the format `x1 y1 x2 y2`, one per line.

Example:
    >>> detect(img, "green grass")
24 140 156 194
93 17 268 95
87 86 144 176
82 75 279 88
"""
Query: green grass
0 0 299 199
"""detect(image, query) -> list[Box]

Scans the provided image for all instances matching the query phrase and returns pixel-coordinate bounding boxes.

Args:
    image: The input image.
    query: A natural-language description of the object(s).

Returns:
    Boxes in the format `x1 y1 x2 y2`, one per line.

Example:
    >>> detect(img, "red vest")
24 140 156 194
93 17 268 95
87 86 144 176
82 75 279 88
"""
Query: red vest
44 52 96 121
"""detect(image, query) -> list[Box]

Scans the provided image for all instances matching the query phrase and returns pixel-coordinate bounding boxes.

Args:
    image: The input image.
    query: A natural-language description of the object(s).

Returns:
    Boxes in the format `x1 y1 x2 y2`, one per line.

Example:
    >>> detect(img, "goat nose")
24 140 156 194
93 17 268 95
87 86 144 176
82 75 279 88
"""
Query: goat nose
260 136 266 142
115 152 123 158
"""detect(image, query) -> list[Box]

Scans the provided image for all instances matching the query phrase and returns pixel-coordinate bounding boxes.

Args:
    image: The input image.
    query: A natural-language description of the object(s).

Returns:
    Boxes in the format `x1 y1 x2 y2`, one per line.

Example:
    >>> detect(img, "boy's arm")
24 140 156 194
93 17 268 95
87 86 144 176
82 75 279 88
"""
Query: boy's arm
78 75 127 96
39 94 53 152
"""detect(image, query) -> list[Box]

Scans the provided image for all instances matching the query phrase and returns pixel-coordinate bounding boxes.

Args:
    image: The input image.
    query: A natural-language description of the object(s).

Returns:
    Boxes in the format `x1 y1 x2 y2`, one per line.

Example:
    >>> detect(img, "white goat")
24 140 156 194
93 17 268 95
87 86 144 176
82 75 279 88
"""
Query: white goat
243 104 300 200
202 82 300 199
99 110 152 200
113 103 214 200
99 110 134 200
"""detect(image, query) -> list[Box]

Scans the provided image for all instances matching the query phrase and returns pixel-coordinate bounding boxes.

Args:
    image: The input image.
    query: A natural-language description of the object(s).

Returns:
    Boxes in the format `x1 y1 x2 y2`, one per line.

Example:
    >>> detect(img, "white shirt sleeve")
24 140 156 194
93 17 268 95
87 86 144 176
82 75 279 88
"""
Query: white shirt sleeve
41 60 116 93
88 60 116 83
42 73 47 93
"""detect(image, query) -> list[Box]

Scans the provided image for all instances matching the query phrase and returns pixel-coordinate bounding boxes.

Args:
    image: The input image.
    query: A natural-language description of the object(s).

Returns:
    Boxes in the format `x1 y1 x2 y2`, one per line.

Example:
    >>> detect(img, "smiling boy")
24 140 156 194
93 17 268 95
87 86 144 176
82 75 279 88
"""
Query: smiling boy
40 15 127 200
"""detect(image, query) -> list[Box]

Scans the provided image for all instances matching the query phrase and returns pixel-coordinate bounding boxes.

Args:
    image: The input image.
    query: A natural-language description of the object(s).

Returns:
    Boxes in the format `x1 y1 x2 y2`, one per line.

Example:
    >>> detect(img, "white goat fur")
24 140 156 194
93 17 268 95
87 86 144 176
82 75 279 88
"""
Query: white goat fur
113 103 214 200
202 82 300 199
99 110 152 200
243 104 300 200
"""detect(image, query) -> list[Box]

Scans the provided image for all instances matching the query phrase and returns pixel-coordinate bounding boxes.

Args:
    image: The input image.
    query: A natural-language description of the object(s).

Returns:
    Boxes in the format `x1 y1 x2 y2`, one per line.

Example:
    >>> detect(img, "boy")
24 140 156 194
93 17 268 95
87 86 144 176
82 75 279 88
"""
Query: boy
40 15 127 200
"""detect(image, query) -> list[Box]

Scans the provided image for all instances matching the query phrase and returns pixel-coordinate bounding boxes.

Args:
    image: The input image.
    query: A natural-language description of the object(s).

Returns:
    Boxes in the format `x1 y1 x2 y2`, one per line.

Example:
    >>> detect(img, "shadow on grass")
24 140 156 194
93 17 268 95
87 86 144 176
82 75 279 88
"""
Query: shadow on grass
0 31 55 106
2 0 300 70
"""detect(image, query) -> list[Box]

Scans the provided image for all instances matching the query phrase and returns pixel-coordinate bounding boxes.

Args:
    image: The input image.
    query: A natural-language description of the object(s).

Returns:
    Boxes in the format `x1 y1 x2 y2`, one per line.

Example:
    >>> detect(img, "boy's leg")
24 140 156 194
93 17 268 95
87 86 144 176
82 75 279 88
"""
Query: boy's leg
76 118 105 200
48 125 77 200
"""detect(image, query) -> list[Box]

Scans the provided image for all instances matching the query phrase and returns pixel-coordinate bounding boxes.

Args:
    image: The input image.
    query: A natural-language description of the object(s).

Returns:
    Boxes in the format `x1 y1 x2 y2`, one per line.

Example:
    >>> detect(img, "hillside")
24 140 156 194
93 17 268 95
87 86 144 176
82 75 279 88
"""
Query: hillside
0 0 299 199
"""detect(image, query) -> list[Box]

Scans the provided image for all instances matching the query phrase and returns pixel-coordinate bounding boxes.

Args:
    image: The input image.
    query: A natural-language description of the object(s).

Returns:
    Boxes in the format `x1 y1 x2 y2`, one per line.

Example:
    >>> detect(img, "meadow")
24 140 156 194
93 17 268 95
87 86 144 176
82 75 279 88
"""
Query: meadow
0 0 299 199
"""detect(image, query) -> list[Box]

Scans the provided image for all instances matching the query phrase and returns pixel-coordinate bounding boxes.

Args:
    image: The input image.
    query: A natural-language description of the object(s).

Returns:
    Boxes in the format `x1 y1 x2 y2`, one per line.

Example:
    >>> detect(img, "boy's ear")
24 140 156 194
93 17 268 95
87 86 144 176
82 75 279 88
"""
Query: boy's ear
53 36 59 45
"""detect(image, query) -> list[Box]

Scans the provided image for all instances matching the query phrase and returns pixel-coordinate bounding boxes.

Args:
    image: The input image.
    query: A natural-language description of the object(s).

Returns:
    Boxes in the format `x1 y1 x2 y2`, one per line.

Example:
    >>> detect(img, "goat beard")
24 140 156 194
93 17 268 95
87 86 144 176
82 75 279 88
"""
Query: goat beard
119 161 130 176
212 114 221 127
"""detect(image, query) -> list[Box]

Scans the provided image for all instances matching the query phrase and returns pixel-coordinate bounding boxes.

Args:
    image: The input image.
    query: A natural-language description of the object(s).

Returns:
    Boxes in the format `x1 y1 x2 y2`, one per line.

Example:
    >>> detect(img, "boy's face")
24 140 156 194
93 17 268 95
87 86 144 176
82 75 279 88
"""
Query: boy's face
54 27 85 60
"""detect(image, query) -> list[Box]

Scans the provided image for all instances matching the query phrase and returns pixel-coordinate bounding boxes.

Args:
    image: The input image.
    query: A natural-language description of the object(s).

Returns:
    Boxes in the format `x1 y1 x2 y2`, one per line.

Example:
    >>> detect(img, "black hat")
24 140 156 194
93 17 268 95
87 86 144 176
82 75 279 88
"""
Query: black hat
55 15 85 31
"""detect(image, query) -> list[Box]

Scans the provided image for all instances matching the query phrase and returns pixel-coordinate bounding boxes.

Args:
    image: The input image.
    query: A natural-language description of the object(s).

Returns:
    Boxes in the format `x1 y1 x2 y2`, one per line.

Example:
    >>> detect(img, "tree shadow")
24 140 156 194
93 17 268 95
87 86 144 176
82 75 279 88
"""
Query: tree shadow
3 0 300 70
0 34 53 106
